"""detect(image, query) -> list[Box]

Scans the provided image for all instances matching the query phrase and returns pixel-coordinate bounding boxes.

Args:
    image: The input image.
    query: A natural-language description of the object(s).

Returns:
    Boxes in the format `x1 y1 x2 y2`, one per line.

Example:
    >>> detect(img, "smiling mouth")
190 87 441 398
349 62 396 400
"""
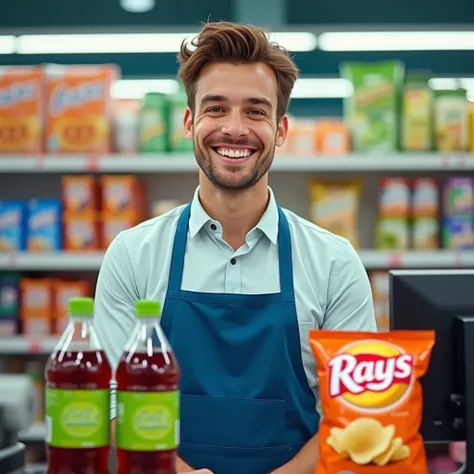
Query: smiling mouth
210 146 257 159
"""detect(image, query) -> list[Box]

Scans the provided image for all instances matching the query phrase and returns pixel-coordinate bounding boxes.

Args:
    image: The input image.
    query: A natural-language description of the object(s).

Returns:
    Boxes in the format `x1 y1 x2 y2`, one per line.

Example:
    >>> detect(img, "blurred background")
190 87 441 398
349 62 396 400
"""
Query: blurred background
0 1 473 472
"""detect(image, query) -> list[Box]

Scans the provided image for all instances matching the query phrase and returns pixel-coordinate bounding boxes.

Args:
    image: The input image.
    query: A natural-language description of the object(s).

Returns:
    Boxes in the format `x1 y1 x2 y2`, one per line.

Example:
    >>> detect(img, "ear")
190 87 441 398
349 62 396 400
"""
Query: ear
184 107 193 140
275 114 289 148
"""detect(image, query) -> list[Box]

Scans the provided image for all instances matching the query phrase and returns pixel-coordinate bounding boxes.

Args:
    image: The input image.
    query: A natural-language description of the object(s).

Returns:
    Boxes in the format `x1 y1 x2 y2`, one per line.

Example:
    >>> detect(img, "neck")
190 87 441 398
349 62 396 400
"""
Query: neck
198 174 270 250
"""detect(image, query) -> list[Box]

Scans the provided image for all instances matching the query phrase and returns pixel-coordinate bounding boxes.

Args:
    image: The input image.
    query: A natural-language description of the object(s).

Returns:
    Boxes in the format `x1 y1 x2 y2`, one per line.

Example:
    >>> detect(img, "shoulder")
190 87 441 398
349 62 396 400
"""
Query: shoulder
281 207 352 259
114 204 186 250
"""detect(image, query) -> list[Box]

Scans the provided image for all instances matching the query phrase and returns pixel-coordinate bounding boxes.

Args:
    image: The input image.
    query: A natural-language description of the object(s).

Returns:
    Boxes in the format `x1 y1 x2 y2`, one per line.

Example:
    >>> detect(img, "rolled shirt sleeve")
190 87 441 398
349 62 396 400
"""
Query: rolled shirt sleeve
93 233 139 420
322 241 377 331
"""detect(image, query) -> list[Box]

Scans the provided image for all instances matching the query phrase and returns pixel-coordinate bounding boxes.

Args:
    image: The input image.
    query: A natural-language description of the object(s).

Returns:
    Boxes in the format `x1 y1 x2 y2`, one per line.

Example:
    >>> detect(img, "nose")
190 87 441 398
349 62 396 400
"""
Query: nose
220 110 249 138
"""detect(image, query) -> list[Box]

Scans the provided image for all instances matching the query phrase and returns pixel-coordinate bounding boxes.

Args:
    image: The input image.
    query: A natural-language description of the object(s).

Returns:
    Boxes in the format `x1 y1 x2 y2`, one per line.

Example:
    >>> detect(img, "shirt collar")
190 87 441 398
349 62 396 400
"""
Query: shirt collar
188 186 279 245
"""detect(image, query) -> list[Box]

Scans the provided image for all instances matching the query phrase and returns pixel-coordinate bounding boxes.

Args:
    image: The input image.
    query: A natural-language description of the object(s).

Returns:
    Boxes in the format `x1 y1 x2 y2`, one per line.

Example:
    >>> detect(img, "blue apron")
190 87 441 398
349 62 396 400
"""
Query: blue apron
159 203 320 474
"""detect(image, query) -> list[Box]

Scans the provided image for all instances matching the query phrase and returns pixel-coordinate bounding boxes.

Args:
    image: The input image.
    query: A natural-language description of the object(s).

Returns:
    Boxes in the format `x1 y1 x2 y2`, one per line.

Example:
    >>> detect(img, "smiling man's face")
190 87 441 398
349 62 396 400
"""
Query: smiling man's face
184 61 288 191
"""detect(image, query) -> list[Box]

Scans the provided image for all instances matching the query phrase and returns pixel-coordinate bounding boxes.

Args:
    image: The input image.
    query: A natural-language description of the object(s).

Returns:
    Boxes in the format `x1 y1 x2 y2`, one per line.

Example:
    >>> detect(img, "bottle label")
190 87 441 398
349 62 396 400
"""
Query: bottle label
45 388 110 448
116 391 180 451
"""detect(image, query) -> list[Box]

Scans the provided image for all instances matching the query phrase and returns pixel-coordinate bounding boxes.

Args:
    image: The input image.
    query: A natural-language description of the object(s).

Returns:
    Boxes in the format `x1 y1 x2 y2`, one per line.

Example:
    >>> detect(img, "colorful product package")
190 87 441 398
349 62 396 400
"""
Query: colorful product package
379 178 411 218
412 178 439 218
63 211 100 251
340 61 405 152
44 64 119 153
168 89 193 153
100 175 145 214
26 199 62 252
375 217 410 250
139 92 170 153
315 120 350 155
443 178 474 216
412 218 439 250
443 216 474 250
0 200 27 252
309 180 361 248
113 98 140 154
0 66 44 153
285 120 318 156
20 278 54 335
0 272 21 336
310 330 435 474
434 89 469 152
61 175 99 212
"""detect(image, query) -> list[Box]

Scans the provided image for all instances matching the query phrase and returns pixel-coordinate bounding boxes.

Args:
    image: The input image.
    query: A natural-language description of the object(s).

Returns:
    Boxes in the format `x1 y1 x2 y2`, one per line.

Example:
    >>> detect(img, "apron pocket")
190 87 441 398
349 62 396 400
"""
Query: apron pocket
179 441 303 474
180 394 286 448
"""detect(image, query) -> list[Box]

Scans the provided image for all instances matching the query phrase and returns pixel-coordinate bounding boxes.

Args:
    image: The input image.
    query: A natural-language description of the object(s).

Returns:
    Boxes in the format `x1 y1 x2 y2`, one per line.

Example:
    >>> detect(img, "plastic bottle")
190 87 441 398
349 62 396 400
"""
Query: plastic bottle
116 300 180 474
45 297 111 474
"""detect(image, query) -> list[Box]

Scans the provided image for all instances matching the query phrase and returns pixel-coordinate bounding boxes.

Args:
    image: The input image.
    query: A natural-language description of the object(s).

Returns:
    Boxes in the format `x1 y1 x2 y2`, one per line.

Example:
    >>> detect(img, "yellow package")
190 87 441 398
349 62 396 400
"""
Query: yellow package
309 180 361 248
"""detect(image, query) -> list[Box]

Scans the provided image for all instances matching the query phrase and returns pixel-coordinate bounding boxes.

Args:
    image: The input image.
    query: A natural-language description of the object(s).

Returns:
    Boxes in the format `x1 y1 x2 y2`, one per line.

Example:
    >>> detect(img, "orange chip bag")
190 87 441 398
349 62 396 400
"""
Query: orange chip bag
310 330 435 474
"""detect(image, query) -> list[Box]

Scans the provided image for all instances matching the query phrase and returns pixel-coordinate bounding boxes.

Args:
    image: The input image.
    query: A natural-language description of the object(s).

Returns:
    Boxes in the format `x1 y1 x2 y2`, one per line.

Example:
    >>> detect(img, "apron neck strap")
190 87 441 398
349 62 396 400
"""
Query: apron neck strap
168 203 295 295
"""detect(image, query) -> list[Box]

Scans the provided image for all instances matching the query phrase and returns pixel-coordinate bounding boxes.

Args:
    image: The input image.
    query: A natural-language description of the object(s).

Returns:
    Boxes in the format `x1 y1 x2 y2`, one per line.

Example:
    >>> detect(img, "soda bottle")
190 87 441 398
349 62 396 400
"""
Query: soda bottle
116 300 180 474
45 297 112 474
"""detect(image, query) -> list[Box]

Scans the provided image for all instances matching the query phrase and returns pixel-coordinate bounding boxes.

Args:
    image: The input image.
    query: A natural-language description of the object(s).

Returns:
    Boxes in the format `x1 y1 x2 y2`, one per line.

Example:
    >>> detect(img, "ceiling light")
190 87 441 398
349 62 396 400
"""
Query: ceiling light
0 36 16 54
292 78 353 98
16 33 195 54
111 79 180 99
319 31 474 51
268 32 317 52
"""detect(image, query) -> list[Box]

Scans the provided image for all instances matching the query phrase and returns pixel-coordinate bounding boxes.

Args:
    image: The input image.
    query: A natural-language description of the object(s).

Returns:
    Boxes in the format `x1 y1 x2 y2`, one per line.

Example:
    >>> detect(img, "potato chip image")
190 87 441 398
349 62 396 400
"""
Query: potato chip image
310 330 435 474
341 418 395 465
391 444 410 461
327 435 348 459
373 437 402 466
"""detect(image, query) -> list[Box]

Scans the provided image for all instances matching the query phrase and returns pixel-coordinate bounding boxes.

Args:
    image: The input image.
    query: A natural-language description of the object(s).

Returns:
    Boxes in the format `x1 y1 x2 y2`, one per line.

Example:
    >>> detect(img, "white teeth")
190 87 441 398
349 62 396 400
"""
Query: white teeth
215 147 252 158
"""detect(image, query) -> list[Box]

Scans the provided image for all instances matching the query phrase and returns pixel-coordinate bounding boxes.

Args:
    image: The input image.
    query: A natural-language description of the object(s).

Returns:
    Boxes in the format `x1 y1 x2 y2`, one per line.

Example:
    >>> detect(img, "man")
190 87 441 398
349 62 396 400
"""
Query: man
94 20 376 474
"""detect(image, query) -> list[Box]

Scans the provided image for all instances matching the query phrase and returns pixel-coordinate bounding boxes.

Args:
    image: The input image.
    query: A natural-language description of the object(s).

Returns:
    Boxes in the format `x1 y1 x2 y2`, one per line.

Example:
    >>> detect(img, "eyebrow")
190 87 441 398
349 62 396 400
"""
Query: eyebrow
200 94 273 109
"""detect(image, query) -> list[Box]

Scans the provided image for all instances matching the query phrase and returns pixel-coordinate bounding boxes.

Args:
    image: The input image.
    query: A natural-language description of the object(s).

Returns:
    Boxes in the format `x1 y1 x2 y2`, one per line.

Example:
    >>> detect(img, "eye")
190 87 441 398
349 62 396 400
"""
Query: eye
206 106 224 113
248 109 266 116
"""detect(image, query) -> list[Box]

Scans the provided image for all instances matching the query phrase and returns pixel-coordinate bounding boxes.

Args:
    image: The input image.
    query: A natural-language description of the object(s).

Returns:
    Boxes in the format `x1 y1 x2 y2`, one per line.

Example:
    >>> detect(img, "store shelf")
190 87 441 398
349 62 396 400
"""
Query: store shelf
0 336 58 354
19 423 46 442
0 252 104 270
1 250 473 271
0 153 474 173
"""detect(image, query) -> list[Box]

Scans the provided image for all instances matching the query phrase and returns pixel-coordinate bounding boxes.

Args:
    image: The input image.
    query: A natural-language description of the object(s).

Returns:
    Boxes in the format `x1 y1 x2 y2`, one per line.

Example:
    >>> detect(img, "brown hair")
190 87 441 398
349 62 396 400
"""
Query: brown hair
177 21 299 121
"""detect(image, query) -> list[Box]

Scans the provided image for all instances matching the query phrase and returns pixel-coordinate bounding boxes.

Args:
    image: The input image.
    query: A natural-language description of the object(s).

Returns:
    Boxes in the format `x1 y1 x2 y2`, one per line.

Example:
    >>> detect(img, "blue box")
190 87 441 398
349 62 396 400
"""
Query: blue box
0 200 27 252
27 199 63 252
443 216 474 250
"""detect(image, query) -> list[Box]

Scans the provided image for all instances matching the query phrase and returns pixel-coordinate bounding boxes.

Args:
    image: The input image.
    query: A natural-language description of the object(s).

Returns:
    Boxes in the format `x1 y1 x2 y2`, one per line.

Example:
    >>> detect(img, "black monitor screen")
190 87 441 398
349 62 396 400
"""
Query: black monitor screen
390 269 474 443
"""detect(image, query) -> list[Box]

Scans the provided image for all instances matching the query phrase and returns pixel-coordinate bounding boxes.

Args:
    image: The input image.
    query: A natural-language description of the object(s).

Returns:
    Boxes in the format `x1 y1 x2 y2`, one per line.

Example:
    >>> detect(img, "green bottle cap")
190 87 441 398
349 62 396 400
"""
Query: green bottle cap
136 300 161 318
68 297 94 317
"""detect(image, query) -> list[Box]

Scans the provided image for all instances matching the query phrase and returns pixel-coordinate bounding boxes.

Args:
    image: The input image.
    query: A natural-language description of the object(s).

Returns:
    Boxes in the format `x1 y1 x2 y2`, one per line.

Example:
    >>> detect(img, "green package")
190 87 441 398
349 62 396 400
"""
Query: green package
340 61 405 152
139 92 170 153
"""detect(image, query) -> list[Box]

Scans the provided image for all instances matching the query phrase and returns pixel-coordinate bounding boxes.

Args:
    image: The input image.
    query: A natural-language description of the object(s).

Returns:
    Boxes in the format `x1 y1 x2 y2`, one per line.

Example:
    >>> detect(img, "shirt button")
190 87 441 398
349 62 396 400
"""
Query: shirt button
210 224 217 231
230 258 236 265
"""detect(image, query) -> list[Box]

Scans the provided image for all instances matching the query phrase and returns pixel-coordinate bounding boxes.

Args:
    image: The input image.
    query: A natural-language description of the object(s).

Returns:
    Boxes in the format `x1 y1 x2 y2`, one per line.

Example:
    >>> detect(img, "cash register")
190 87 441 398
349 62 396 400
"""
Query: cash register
0 375 37 474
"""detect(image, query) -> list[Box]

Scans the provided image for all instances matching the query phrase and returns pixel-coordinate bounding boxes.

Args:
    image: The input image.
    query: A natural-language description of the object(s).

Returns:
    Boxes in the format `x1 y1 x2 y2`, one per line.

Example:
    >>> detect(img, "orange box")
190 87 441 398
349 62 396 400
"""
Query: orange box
20 278 53 335
62 175 99 212
0 66 44 153
52 279 90 333
286 120 318 156
315 120 350 155
63 211 100 251
102 212 141 249
44 64 119 153
100 175 145 214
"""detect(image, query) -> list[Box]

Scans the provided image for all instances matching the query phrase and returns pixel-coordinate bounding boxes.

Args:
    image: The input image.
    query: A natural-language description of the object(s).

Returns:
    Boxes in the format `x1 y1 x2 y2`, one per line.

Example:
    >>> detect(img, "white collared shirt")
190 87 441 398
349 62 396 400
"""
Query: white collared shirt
93 187 377 418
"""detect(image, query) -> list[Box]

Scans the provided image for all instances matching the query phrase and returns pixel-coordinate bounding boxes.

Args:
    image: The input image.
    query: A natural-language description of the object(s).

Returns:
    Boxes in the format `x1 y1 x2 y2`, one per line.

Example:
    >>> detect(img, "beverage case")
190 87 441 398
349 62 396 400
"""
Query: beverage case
115 300 180 474
45 297 112 474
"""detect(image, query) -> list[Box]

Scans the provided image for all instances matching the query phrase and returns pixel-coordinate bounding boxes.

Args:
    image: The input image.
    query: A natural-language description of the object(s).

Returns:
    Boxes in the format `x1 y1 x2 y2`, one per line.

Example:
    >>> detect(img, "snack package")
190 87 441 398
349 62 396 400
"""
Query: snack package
379 178 411 218
412 218 439 250
443 216 474 250
309 180 360 248
340 61 404 152
0 200 27 252
315 120 350 155
20 278 54 335
100 175 145 214
61 175 99 213
375 217 410 250
63 211 100 251
443 178 474 216
26 199 62 252
44 64 119 153
310 330 435 474
0 66 44 153
412 178 439 219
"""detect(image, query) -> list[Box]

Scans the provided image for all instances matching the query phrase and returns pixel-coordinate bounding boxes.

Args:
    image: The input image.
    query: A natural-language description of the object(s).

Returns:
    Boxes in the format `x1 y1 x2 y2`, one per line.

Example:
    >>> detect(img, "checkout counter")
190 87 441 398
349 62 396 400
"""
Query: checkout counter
0 375 37 474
